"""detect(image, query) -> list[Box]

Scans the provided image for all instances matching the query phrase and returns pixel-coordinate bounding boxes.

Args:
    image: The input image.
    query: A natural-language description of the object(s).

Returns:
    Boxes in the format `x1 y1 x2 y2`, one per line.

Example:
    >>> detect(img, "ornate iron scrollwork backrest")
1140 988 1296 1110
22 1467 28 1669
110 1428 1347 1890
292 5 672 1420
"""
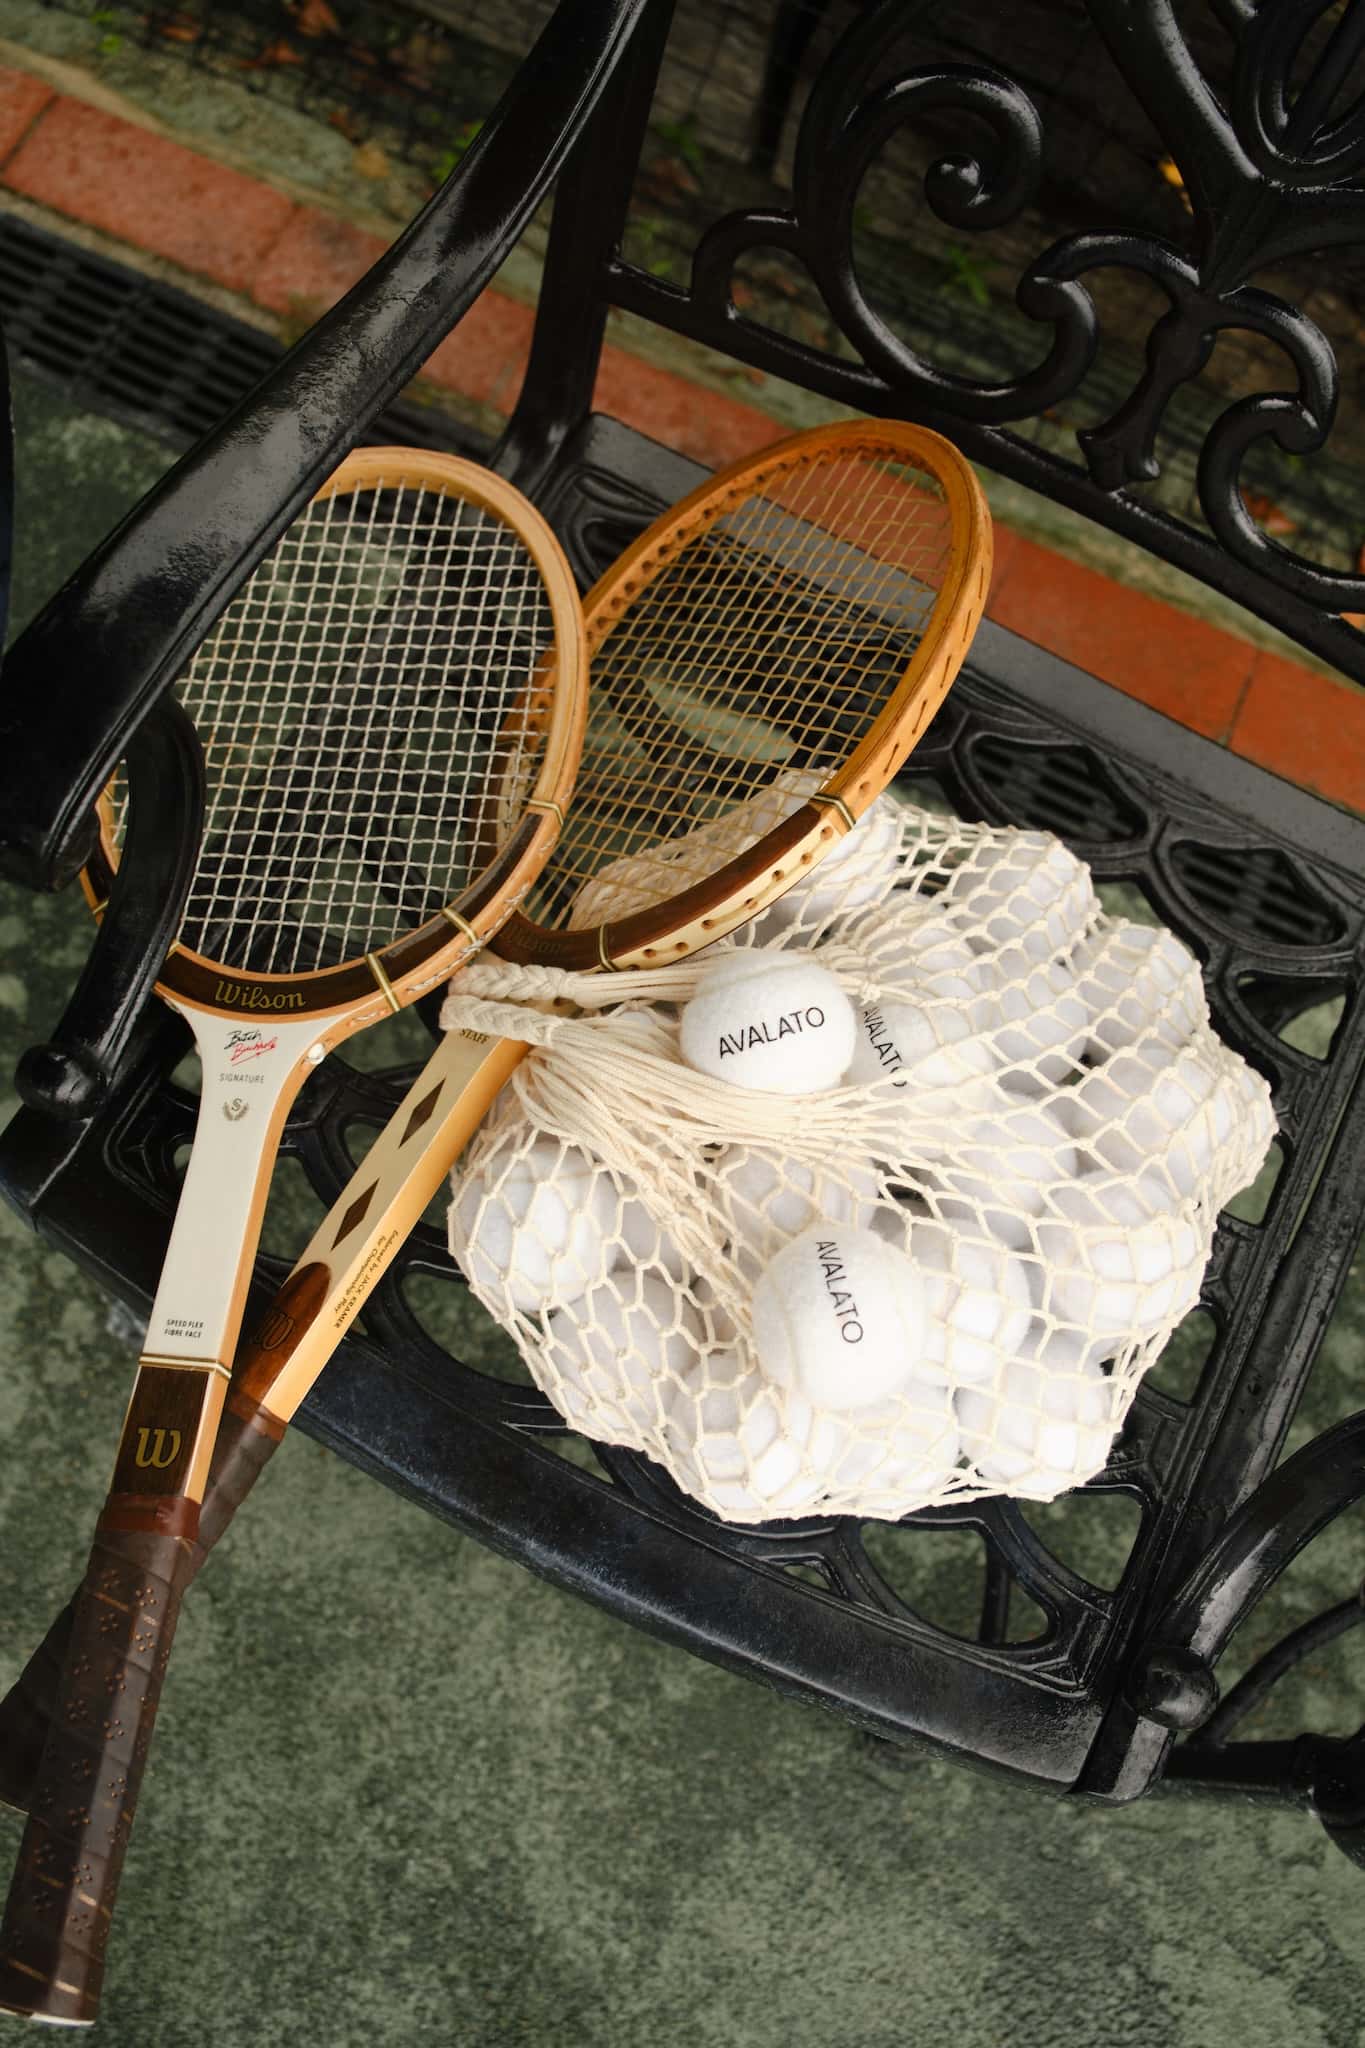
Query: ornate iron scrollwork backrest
518 0 1365 685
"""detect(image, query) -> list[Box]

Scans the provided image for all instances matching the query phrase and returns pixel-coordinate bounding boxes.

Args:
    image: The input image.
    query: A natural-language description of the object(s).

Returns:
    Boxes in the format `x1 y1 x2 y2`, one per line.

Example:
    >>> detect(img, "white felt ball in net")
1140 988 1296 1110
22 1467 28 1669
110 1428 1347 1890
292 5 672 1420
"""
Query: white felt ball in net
541 1268 702 1439
712 1146 879 1282
971 948 1091 1089
448 1130 619 1314
442 793 1277 1524
957 1348 1117 1495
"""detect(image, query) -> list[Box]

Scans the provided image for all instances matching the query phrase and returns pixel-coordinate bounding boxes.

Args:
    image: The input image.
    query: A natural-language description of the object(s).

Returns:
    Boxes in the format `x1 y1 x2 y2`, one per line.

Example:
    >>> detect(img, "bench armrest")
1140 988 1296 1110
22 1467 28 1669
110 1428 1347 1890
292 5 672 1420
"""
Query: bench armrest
13 696 203 1122
0 0 653 893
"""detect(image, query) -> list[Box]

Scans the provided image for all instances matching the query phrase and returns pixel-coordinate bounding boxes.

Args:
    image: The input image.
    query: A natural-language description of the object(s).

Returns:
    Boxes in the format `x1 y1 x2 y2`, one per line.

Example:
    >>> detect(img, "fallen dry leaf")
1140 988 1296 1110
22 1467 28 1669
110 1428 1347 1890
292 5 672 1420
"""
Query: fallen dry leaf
242 37 303 70
637 154 701 205
293 0 340 33
353 141 390 180
1241 489 1297 535
393 29 445 84
1157 155 1193 213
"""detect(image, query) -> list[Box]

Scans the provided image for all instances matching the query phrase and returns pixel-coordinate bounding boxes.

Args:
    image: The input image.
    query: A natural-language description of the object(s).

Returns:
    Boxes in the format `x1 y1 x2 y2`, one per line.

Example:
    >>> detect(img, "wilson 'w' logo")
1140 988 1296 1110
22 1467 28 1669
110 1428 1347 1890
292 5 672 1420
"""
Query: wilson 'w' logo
134 1428 182 1470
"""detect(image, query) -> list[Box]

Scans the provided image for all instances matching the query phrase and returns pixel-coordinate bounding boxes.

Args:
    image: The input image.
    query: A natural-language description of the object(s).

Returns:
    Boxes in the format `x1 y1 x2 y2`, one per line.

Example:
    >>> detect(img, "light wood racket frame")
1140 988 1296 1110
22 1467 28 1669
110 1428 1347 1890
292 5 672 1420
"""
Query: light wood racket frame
498 419 991 972
83 449 586 1024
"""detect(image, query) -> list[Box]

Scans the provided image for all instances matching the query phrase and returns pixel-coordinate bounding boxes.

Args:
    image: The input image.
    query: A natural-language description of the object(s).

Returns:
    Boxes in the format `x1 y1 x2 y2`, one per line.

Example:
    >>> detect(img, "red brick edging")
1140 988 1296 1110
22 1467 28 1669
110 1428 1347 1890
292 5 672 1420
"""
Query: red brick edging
0 63 1360 816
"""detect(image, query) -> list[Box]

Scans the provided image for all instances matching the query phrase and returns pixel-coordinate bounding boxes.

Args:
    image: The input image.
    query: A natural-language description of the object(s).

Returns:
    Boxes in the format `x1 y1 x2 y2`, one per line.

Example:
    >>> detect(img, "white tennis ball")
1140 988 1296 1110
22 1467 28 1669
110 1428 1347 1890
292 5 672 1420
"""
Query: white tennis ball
1022 1322 1116 1375
569 777 804 930
942 831 1097 963
1035 1173 1204 1337
1160 1064 1253 1202
867 910 983 1000
928 1098 1080 1246
846 996 1000 1097
450 1132 616 1314
714 1146 878 1271
689 1272 743 1352
615 1194 689 1283
1061 1037 1225 1193
752 1223 927 1410
759 797 902 929
1068 924 1206 1060
666 1360 827 1518
902 1218 1033 1385
810 1385 961 1507
866 1197 930 1253
1164 1063 1274 1222
542 1269 702 1440
971 947 1089 1089
957 1354 1115 1492
667 1365 958 1519
679 950 857 1094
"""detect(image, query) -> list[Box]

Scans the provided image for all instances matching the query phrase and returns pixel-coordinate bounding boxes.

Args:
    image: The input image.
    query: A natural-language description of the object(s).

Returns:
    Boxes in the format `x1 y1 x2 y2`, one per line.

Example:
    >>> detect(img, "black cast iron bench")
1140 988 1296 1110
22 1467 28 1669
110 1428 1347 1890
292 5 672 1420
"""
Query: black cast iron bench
2 0 1364 1860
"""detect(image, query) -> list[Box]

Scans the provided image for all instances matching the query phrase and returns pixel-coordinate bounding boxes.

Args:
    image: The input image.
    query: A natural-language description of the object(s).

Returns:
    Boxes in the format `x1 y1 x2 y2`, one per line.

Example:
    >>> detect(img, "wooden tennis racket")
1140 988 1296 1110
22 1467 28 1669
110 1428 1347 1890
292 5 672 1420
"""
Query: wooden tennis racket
221 421 991 1428
0 448 586 2026
0 419 989 2020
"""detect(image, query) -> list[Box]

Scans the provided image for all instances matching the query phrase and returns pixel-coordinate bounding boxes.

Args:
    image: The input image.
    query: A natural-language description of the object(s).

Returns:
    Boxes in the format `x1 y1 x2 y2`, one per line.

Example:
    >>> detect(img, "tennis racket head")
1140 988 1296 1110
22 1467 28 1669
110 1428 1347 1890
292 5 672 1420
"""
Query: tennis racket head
84 448 586 1028
495 420 990 971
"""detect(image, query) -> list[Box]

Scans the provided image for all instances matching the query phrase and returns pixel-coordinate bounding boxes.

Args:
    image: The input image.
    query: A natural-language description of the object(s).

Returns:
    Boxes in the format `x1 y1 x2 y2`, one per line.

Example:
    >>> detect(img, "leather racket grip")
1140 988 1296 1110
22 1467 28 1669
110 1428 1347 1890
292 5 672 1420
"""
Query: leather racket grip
0 1523 200 2023
0 1398 282 1824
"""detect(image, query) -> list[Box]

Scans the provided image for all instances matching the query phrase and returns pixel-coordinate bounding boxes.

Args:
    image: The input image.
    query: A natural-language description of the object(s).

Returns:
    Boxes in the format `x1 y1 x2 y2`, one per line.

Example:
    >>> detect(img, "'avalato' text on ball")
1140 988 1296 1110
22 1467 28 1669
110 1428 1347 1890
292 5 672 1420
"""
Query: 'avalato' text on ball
717 1006 826 1058
815 1238 863 1344
858 1006 905 1083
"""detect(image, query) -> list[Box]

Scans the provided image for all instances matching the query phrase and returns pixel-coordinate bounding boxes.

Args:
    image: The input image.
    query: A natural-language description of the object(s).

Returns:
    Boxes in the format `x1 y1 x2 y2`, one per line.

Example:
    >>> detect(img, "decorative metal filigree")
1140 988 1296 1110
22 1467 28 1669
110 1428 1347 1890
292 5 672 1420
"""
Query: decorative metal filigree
607 0 1365 681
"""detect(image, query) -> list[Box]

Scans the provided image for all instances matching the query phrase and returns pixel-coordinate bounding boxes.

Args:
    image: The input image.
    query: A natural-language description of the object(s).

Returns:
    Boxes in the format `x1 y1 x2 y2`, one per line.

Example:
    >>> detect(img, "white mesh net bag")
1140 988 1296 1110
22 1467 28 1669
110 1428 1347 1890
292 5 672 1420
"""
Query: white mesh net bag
441 777 1276 1523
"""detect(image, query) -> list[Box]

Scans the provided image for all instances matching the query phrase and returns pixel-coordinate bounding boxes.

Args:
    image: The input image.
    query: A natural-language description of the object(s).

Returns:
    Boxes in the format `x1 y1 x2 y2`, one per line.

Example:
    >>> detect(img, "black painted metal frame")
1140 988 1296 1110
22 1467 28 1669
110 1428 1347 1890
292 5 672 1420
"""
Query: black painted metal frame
591 0 1365 680
0 0 653 894
2 0 1365 1863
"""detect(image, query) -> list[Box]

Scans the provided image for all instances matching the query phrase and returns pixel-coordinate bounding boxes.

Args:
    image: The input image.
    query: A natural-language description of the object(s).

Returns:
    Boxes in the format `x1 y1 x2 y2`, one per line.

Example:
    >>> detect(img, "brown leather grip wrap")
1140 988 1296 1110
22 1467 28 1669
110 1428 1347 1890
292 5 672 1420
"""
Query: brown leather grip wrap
0 1522 202 2022
0 1401 282 1827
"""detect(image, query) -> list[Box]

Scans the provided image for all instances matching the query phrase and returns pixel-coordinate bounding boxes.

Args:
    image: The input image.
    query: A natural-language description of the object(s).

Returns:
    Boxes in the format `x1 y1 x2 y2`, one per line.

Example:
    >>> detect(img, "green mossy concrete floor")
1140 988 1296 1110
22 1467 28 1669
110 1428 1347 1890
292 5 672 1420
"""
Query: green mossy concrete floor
1 367 1364 2046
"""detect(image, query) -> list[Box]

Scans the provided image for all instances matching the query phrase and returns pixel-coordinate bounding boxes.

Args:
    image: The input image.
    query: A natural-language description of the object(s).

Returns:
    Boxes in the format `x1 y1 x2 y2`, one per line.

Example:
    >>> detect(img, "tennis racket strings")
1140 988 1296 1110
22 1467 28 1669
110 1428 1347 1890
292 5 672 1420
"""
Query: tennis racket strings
106 477 559 978
528 435 967 942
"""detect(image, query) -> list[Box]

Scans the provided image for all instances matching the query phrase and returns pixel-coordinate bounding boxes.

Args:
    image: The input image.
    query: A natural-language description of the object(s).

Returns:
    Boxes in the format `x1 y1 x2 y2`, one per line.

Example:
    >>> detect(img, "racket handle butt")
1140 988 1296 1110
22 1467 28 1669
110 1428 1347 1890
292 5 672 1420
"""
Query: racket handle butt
0 1523 200 2024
